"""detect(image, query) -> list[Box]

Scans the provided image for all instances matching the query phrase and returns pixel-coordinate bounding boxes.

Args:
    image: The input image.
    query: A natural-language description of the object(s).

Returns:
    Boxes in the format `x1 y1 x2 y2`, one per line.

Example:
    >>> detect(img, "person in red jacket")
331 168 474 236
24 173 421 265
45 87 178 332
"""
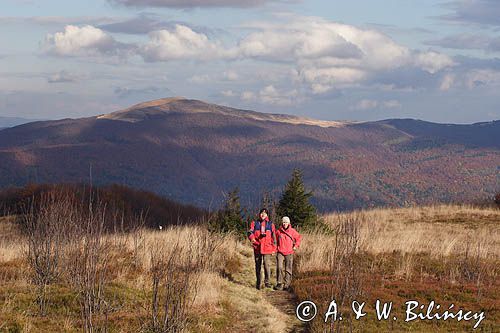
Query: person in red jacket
274 216 302 291
247 208 276 289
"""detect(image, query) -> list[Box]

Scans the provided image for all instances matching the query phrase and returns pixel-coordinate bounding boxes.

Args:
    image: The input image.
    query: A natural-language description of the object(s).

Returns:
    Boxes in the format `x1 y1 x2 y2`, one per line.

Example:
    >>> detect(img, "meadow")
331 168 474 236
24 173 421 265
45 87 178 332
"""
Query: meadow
0 202 498 332
295 205 500 332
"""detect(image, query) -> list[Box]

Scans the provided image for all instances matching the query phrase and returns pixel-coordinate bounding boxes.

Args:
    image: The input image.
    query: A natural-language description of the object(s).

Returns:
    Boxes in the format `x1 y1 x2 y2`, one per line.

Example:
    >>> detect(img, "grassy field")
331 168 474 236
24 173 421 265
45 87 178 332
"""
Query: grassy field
295 205 500 332
0 204 499 332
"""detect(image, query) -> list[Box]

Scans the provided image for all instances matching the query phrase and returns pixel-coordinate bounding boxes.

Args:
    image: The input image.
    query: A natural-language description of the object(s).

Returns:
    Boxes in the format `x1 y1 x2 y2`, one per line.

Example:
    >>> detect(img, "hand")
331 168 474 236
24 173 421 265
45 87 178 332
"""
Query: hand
293 246 297 251
251 239 258 244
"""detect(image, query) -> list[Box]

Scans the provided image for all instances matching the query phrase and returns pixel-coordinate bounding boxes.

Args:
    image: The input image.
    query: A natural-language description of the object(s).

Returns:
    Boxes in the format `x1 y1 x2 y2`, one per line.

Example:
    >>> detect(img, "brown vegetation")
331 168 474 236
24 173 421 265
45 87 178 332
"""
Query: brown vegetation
294 205 500 332
0 183 208 230
1 197 499 332
0 187 237 332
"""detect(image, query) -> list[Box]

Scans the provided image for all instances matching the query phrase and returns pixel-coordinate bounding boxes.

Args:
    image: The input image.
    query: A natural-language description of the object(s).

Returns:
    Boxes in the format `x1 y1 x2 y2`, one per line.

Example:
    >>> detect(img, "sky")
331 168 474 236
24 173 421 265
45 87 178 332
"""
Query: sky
1 0 500 123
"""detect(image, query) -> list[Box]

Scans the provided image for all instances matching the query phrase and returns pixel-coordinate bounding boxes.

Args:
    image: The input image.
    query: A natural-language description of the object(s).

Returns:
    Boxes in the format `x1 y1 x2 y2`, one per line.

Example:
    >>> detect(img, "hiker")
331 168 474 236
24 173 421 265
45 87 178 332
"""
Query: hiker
247 208 276 289
274 216 302 291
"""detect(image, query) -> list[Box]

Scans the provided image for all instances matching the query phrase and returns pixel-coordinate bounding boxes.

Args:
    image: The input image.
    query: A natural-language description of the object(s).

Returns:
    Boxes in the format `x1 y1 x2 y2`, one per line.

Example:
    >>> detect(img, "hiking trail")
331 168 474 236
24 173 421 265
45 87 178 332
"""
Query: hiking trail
228 243 306 333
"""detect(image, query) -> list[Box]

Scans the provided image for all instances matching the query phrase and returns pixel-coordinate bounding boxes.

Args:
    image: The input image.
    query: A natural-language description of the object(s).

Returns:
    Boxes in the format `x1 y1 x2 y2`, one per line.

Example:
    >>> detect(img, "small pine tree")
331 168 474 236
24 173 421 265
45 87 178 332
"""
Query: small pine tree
260 190 277 224
209 188 246 234
277 169 318 230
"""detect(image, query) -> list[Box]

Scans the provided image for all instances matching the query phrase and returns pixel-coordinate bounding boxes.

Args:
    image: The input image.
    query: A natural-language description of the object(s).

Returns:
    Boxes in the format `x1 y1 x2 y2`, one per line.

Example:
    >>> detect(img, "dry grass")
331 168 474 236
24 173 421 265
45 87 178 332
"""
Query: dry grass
298 204 499 272
0 216 243 332
0 216 24 263
3 204 497 332
295 205 500 332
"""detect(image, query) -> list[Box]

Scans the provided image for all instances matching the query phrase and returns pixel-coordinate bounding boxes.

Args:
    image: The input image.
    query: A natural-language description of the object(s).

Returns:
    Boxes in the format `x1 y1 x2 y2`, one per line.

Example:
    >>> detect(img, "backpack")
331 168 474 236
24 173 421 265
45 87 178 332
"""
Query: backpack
253 220 276 244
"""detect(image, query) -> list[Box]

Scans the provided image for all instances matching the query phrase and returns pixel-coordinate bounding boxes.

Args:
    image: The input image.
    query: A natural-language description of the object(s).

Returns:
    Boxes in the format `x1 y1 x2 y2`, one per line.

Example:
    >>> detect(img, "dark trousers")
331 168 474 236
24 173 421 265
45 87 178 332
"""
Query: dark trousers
277 253 294 287
254 253 272 287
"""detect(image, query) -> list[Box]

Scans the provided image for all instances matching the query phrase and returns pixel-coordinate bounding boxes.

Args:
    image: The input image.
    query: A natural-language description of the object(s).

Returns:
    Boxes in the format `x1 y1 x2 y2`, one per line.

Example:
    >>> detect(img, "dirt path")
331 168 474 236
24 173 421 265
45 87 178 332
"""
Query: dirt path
229 244 307 333
264 289 306 333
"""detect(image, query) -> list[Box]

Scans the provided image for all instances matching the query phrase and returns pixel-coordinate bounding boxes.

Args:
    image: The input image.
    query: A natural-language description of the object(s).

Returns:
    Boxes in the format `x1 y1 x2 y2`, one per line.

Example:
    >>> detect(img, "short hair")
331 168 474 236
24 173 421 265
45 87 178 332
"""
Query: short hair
259 208 269 215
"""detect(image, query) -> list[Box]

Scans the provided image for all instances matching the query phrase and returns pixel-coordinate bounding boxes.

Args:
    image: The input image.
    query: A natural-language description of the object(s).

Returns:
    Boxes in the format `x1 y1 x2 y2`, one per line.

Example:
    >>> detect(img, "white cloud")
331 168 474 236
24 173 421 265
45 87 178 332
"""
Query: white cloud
352 99 379 111
47 70 78 83
351 99 401 111
241 91 256 101
221 90 237 97
414 51 456 74
42 25 129 57
240 85 302 106
235 16 454 93
382 100 402 109
440 73 455 91
222 70 239 81
188 74 210 83
464 69 500 88
39 16 457 108
299 67 367 93
140 25 232 61
237 18 409 68
108 0 283 8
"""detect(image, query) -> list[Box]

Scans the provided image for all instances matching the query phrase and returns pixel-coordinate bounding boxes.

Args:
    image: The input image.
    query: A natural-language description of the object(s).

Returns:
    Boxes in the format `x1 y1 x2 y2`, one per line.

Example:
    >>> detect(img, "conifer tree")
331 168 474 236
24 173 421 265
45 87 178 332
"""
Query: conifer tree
277 169 318 230
260 191 277 224
210 188 245 234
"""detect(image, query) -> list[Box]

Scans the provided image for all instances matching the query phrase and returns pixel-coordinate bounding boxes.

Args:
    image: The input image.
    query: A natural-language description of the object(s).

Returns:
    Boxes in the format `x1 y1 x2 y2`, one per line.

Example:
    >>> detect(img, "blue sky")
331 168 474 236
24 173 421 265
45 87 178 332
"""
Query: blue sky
1 0 500 123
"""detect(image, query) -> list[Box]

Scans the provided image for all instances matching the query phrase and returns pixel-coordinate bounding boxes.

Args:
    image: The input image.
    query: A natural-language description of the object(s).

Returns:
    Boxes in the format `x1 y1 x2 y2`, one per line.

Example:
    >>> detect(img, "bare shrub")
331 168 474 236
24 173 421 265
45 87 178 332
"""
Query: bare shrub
395 253 414 281
65 199 113 333
146 228 228 333
21 191 76 315
146 231 211 333
325 214 364 332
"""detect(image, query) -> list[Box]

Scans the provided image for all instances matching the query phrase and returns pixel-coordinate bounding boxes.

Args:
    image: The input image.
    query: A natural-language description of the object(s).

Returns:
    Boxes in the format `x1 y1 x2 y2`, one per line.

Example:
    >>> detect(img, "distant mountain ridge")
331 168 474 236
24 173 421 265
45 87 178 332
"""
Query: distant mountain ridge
376 119 500 149
0 97 498 211
0 116 43 129
98 97 348 127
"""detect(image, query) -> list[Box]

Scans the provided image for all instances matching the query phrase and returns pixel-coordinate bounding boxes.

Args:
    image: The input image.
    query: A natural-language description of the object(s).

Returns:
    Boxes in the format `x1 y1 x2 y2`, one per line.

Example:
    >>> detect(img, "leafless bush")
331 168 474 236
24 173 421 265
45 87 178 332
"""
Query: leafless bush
66 199 113 333
326 214 364 333
458 238 489 294
146 229 218 333
21 191 77 315
396 253 414 281
131 213 147 270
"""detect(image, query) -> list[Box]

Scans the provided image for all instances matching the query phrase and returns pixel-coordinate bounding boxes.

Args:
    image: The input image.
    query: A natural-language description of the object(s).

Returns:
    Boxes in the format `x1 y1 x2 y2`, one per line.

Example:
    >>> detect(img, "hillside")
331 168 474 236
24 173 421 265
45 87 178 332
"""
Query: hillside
0 98 498 210
0 116 42 129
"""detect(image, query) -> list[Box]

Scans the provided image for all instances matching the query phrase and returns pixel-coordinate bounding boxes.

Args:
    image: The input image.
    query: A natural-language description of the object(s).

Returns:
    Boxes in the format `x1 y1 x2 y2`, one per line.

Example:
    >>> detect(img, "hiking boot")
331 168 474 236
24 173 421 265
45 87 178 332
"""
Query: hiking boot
283 285 291 291
274 284 283 291
256 283 262 290
265 283 272 288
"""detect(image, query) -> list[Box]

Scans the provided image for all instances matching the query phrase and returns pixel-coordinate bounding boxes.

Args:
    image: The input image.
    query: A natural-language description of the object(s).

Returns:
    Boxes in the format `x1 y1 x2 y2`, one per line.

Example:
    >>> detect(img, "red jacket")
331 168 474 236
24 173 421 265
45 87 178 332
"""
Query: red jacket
276 225 301 255
247 218 276 254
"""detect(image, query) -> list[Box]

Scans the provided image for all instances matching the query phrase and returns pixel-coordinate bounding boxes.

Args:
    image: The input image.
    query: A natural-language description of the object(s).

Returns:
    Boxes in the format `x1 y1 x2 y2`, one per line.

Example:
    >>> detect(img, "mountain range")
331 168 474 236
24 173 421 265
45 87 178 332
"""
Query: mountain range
0 116 44 129
0 97 498 211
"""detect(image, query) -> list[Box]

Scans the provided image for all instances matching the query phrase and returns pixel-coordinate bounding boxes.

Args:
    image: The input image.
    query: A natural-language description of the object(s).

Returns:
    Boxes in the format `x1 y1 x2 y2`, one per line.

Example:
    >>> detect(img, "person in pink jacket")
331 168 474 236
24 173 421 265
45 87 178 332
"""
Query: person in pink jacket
247 208 276 289
274 216 302 291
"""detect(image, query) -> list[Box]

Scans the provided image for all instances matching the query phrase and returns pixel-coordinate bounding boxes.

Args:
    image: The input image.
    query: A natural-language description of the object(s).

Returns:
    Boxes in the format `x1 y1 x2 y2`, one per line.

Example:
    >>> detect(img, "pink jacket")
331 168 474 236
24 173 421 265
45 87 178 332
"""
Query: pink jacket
276 225 301 255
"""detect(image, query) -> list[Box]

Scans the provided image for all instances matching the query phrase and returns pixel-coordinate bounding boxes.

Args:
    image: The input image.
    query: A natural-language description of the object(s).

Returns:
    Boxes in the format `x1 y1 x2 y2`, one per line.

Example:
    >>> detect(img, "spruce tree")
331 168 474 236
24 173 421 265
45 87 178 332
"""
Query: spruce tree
277 169 318 230
260 190 277 224
210 188 245 234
